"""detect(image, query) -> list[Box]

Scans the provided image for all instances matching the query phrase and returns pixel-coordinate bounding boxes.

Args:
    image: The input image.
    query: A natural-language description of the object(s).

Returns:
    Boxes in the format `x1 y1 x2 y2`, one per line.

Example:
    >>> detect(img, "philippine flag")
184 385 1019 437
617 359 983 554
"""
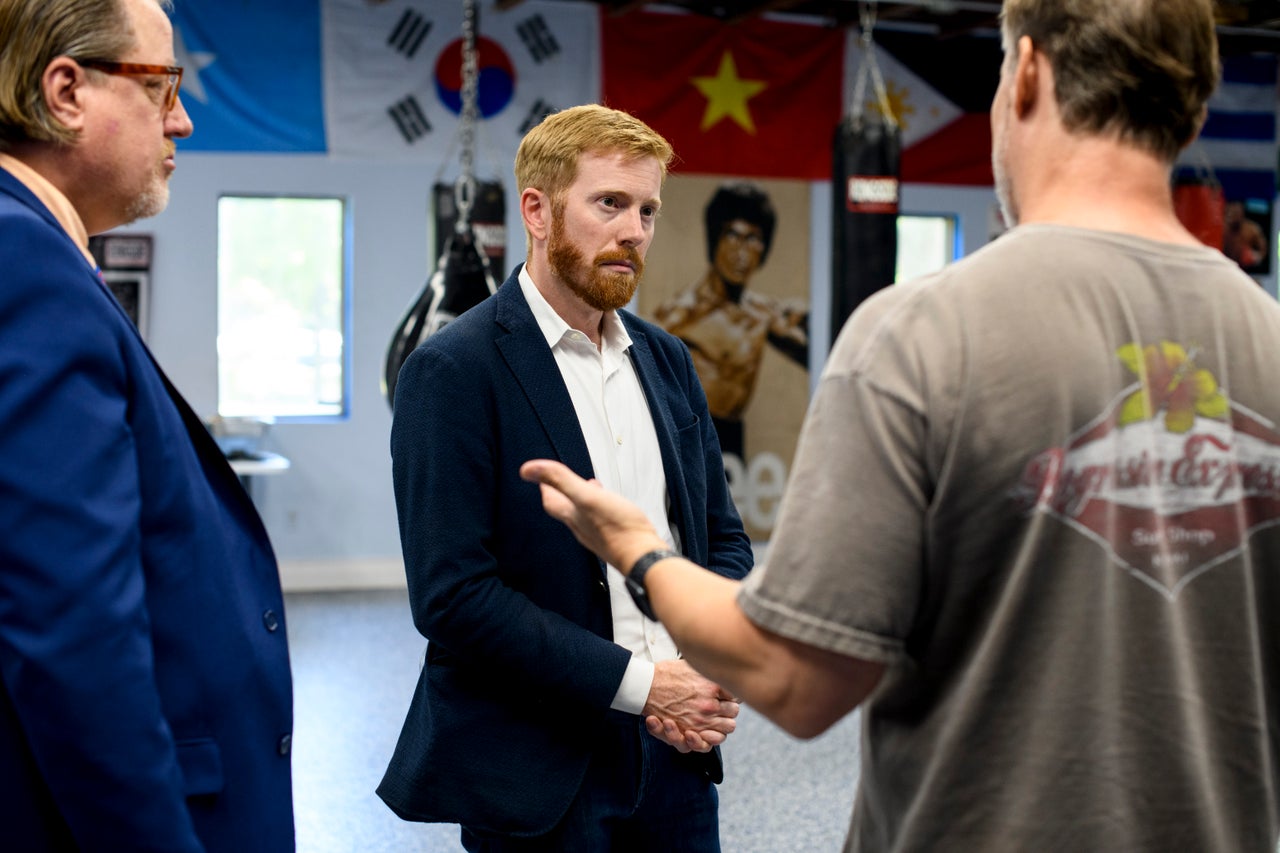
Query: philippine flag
843 31 1002 185
322 0 601 172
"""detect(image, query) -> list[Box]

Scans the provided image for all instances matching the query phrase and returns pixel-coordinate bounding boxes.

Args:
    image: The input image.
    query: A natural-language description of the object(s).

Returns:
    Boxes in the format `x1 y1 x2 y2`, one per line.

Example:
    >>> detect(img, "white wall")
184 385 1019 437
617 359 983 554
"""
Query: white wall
128 153 1006 590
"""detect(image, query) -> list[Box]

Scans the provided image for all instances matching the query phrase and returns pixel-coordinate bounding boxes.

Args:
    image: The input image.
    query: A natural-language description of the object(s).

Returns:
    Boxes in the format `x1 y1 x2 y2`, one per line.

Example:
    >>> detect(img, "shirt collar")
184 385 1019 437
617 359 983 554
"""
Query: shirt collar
518 265 633 356
0 152 96 269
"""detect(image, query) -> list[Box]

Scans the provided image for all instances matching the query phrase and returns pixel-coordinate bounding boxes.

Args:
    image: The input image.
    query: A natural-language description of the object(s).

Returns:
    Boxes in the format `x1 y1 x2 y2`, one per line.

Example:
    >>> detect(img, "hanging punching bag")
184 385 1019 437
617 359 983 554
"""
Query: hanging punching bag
830 109 901 345
382 0 499 409
381 226 498 408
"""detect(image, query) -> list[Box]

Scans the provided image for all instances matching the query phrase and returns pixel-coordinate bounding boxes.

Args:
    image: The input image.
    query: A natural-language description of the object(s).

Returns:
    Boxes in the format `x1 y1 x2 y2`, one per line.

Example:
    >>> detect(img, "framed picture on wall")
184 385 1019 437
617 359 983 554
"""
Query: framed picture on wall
101 270 149 339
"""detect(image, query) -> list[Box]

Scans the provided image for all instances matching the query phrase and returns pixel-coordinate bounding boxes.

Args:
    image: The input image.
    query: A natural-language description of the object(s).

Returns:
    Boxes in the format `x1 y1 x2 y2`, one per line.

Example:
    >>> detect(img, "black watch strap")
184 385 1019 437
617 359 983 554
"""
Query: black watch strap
625 548 680 622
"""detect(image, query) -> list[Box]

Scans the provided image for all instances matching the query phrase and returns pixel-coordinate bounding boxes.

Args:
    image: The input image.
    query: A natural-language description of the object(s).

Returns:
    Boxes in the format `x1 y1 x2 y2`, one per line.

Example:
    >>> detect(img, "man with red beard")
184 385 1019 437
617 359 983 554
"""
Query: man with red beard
378 104 753 851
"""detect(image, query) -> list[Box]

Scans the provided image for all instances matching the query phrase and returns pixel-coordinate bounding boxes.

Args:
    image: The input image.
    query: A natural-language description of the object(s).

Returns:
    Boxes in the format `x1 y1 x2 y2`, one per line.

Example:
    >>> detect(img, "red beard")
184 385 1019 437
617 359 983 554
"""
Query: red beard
547 211 644 312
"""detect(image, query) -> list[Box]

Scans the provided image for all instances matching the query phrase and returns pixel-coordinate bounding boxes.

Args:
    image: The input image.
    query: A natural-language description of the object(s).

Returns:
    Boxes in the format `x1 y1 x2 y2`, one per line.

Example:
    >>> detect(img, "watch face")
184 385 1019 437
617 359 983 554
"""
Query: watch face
626 576 655 620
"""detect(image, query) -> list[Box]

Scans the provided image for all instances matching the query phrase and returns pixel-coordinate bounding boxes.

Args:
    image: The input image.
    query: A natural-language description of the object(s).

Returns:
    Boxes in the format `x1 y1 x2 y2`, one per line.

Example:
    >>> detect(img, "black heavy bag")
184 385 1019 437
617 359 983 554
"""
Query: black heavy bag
382 227 498 408
830 111 901 345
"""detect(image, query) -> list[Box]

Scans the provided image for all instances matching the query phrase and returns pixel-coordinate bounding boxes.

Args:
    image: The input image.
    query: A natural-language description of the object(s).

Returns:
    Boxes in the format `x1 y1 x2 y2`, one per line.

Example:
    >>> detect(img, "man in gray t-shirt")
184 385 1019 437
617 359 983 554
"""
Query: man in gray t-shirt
522 0 1280 849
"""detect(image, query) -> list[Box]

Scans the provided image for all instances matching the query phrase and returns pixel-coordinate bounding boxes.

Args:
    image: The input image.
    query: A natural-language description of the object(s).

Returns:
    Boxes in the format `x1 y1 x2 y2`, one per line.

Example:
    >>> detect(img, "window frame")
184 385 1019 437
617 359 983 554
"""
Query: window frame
215 192 353 423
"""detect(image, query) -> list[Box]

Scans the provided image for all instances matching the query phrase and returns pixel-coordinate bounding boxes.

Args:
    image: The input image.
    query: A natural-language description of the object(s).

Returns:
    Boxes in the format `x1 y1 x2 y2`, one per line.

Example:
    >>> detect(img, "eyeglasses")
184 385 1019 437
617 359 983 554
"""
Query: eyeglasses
78 59 184 112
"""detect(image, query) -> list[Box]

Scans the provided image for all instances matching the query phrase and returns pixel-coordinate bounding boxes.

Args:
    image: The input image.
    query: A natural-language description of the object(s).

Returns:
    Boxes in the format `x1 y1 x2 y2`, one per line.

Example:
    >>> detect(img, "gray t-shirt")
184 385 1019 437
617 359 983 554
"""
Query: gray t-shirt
740 224 1280 851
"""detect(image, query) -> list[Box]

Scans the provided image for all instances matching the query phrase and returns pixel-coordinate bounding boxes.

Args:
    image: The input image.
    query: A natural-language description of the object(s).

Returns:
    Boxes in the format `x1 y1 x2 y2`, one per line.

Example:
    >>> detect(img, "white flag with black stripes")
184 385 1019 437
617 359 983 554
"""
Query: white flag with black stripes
322 0 601 167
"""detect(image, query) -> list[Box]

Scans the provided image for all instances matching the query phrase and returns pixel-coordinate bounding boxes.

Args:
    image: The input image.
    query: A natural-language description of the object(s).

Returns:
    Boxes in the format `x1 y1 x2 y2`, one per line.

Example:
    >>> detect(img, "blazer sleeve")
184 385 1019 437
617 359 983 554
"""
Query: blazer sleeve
391 340 632 710
0 218 201 850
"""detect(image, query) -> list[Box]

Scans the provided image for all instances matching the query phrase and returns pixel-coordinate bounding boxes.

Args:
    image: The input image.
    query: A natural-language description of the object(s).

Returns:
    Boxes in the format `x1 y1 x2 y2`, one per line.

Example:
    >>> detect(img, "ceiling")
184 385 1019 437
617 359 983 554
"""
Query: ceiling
503 0 1280 58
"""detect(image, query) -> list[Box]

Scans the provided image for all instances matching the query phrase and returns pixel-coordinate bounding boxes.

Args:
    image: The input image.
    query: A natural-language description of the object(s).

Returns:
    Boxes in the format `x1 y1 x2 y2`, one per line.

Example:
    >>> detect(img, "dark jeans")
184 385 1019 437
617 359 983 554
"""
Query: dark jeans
461 712 720 852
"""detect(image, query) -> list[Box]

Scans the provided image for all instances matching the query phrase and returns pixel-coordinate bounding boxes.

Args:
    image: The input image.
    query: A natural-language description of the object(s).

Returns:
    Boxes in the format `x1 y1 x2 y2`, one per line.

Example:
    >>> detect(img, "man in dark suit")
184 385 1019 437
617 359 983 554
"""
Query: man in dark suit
378 104 753 851
0 0 294 849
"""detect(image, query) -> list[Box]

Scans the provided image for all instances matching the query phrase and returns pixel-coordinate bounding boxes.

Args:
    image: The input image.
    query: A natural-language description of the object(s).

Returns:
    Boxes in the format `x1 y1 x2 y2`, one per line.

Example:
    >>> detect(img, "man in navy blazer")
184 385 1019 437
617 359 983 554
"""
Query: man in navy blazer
379 105 753 850
0 0 293 849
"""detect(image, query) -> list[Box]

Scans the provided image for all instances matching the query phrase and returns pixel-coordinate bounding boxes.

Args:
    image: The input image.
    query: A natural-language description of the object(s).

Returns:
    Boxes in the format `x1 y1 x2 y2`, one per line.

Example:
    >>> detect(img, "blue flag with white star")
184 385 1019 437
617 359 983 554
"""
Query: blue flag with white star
171 0 326 152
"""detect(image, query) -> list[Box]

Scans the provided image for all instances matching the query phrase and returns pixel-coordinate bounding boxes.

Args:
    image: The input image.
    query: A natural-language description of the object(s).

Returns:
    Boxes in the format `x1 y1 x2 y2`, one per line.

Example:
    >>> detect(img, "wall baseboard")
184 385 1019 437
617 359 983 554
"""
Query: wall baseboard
278 557 407 592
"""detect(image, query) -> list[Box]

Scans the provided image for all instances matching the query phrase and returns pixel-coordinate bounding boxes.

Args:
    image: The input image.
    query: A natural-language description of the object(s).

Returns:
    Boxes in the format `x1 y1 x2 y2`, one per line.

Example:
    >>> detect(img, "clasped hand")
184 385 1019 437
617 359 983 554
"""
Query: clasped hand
643 659 739 753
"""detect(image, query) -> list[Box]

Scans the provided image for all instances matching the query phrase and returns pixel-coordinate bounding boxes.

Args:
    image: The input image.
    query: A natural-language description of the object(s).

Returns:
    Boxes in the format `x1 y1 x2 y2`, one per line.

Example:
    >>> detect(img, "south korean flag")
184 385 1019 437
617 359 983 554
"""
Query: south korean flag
322 0 601 168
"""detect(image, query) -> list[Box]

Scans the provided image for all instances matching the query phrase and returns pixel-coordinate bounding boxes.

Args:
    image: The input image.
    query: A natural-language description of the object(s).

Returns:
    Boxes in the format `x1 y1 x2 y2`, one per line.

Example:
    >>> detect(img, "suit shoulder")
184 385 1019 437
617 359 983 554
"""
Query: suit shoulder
415 295 499 355
0 195 79 261
0 204 102 314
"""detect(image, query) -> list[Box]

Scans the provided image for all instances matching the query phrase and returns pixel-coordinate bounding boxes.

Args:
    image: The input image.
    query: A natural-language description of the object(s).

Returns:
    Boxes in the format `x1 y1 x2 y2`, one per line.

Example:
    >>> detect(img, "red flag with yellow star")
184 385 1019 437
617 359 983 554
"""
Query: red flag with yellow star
602 10 843 179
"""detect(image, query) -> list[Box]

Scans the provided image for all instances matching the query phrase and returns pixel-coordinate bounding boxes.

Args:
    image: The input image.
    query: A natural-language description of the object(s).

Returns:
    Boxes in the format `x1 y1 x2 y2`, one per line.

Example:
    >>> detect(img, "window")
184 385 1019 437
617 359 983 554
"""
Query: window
217 196 349 418
896 214 959 282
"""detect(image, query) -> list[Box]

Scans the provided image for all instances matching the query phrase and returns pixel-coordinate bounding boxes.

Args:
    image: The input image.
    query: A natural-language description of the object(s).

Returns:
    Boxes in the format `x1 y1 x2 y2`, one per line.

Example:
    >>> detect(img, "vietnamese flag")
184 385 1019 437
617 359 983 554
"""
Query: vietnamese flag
602 10 843 180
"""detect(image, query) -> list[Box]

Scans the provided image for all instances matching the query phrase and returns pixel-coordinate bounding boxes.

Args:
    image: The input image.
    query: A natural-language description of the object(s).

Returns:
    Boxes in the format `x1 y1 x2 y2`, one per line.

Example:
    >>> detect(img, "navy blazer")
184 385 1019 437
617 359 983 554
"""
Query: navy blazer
379 268 753 835
0 169 294 851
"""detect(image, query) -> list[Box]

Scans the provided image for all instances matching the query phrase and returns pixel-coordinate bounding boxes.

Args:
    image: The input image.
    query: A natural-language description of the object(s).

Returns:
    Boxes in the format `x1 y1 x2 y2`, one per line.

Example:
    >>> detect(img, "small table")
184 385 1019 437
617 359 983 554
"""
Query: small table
227 451 291 501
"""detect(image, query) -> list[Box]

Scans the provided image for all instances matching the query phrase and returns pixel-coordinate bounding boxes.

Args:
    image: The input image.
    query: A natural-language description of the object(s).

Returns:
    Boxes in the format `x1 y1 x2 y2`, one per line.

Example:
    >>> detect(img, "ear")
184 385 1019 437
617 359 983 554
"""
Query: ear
1012 35 1040 119
522 187 551 243
42 57 89 133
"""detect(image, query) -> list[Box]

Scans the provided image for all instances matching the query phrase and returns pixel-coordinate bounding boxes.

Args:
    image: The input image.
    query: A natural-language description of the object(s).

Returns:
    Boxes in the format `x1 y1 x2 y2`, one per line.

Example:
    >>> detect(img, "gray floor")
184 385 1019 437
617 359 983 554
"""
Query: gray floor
287 589 862 852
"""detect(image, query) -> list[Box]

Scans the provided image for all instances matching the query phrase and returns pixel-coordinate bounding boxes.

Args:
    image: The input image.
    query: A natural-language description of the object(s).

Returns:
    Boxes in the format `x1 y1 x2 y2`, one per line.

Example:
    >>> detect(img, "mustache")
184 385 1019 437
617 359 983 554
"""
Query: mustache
595 247 642 267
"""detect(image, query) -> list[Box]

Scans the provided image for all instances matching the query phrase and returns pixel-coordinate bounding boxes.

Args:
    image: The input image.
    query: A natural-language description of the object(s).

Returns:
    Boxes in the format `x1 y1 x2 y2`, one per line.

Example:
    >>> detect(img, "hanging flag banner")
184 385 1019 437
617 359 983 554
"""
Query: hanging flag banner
171 0 326 152
1181 54 1278 200
845 30 1001 185
1177 54 1278 275
322 0 600 167
603 10 843 180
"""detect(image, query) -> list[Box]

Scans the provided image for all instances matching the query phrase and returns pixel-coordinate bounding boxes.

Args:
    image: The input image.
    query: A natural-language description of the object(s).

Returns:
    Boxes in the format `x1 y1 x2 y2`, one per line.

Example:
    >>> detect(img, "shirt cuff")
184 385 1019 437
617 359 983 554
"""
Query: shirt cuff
609 655 655 715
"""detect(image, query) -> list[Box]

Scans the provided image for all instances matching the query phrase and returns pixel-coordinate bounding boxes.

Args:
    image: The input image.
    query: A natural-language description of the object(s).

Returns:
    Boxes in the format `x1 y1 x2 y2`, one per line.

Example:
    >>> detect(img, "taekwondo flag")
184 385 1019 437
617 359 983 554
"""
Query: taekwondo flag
602 10 843 180
323 0 600 166
1178 55 1278 202
845 31 1001 185
170 0 326 152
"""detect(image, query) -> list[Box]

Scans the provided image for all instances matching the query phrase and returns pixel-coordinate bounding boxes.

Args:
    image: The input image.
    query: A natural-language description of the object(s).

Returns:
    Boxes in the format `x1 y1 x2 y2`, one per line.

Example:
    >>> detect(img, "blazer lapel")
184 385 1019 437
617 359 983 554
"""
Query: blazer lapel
492 275 594 480
153 362 274 546
621 320 692 552
88 258 272 547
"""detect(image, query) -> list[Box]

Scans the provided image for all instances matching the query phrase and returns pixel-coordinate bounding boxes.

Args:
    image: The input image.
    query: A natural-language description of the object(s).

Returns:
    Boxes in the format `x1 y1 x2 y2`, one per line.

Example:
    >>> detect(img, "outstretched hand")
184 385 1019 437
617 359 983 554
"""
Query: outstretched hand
522 460 744 750
520 459 667 572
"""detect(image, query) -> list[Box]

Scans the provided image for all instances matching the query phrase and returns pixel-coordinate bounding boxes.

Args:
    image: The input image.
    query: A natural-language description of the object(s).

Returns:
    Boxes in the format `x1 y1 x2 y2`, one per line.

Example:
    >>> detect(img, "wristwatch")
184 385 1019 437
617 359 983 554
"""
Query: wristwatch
625 548 680 622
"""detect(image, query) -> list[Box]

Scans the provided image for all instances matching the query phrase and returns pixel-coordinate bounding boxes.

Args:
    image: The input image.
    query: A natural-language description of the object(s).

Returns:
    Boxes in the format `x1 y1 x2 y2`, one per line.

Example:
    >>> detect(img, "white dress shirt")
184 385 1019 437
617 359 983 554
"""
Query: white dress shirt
519 268 681 714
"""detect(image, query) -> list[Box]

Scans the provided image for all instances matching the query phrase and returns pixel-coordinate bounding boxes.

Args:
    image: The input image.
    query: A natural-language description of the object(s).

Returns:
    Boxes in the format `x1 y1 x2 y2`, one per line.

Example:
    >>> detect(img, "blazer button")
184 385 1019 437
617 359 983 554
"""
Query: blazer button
277 734 292 756
262 609 280 632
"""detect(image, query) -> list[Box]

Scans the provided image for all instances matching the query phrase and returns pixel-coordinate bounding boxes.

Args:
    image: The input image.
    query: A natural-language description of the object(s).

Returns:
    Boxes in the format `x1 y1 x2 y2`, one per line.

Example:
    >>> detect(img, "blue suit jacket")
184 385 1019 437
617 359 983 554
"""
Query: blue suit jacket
378 269 753 835
0 168 294 851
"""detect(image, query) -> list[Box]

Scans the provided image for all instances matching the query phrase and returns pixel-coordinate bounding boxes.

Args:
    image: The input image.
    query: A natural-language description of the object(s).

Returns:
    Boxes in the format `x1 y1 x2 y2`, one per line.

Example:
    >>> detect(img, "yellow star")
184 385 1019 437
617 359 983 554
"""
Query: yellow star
692 51 767 134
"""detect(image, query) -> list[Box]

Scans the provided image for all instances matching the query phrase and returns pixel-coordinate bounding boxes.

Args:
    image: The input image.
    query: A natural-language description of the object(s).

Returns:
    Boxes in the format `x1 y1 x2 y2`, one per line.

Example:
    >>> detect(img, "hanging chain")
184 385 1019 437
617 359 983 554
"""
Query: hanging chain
455 0 480 231
851 1 898 128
